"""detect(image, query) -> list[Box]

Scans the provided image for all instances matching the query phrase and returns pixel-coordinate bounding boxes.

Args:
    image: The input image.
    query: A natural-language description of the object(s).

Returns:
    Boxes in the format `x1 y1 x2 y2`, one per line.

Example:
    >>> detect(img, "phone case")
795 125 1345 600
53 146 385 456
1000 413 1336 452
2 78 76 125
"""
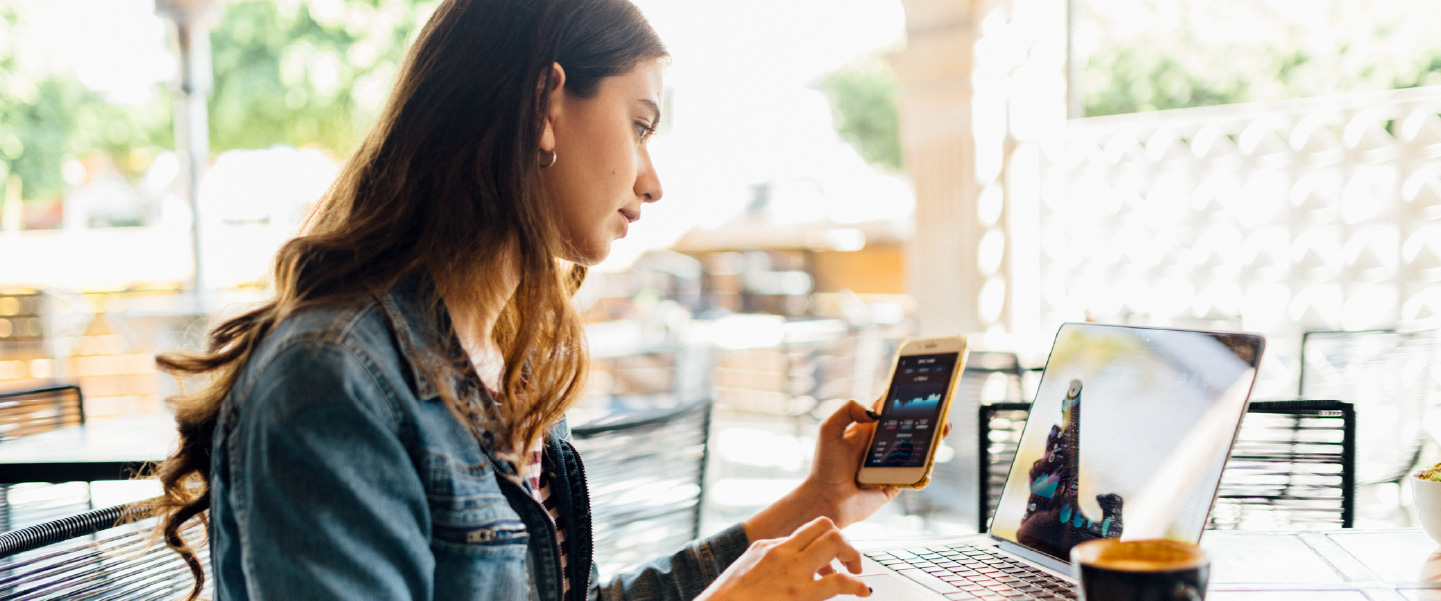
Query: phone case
857 335 968 489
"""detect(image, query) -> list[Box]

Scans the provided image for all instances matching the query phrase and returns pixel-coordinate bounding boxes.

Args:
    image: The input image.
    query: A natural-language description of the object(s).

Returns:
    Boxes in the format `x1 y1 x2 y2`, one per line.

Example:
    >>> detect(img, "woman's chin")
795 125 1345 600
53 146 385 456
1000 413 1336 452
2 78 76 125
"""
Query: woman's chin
561 246 610 267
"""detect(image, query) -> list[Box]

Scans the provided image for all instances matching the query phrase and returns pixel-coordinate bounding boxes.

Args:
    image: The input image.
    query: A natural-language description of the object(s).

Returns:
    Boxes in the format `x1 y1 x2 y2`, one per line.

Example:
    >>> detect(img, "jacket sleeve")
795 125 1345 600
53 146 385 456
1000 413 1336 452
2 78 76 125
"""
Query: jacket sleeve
225 339 434 600
593 524 750 601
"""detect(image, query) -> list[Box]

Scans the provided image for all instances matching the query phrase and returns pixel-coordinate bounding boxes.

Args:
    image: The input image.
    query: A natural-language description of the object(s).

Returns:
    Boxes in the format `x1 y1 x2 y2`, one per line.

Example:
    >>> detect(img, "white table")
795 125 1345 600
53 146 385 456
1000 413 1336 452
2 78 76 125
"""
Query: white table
0 413 176 483
855 529 1441 599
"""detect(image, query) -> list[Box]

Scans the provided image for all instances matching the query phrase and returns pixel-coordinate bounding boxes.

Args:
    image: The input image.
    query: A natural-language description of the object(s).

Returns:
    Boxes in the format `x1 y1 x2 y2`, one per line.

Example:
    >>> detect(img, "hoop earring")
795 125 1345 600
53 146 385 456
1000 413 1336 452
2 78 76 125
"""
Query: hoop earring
539 149 558 169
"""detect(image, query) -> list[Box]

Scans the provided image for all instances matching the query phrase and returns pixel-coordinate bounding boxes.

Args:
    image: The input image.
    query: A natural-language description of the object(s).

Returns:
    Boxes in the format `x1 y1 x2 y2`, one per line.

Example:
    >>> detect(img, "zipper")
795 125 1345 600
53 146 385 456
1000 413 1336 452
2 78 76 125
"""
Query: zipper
449 525 528 544
500 471 565 601
562 439 595 599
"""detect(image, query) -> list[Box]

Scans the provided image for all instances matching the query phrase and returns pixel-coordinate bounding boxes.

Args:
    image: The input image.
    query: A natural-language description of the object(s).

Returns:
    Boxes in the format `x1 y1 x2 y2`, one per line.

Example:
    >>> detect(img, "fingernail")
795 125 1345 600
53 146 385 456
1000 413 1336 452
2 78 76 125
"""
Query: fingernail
864 409 881 420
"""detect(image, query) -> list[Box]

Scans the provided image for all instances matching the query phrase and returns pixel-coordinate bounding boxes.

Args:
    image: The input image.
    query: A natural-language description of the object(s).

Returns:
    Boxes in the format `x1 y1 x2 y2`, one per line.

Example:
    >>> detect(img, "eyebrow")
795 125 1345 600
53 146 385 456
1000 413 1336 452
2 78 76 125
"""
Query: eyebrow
639 99 661 125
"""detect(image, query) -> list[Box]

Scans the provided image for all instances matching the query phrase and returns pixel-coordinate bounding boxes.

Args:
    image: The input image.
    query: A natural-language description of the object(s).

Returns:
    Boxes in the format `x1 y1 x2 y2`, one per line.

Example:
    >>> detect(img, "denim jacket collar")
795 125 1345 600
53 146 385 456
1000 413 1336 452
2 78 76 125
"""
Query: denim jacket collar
372 275 523 477
373 275 458 401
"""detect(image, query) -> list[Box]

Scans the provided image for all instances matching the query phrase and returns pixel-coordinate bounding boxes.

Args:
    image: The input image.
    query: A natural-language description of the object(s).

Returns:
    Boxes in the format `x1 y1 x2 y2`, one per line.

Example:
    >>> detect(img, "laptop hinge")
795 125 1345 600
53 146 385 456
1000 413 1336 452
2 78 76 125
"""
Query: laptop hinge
995 540 1074 579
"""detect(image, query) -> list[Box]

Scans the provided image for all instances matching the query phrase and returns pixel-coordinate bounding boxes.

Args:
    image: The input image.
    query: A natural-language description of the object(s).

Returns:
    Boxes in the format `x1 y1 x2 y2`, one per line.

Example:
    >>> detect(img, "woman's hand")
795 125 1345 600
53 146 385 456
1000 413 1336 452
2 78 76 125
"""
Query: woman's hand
742 399 952 541
799 400 900 528
698 517 871 601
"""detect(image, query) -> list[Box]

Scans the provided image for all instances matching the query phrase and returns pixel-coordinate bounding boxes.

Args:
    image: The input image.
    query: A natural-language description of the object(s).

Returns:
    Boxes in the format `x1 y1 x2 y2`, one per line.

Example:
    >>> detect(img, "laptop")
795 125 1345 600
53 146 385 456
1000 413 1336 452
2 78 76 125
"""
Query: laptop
842 323 1265 600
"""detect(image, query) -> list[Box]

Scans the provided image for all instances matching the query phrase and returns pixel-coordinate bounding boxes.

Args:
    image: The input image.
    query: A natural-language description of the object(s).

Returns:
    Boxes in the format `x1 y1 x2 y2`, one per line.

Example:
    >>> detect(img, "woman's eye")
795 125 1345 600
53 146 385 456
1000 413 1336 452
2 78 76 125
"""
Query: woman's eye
635 122 656 142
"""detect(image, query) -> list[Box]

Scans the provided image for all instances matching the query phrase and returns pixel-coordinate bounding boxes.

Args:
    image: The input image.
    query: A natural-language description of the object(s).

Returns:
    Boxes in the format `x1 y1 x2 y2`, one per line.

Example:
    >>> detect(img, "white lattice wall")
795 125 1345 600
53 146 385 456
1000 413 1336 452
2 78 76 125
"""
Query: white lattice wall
1029 86 1441 397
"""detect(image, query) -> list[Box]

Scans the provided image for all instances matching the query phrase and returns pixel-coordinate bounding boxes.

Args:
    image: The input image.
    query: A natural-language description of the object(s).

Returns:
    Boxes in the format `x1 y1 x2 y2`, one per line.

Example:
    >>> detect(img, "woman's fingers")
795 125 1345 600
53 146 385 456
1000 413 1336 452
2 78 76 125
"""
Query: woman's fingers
820 400 873 439
777 517 865 575
811 573 872 599
800 527 865 575
778 516 838 552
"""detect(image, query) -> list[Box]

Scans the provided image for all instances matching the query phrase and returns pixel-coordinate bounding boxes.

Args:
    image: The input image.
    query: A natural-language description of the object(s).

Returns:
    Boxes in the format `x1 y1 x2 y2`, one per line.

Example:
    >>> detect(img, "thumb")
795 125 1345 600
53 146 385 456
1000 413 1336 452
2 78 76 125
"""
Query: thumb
811 573 871 599
820 400 874 439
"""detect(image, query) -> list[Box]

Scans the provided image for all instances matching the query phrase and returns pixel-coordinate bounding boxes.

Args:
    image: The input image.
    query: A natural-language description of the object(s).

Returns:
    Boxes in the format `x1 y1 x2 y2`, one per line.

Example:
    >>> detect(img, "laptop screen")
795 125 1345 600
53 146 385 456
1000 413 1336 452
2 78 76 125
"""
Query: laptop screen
989 323 1264 562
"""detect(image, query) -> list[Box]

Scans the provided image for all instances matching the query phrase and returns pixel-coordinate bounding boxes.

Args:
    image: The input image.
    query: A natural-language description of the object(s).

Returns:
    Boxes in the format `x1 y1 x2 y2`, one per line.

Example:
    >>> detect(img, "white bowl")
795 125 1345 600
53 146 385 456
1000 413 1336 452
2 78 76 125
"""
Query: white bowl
1414 475 1441 545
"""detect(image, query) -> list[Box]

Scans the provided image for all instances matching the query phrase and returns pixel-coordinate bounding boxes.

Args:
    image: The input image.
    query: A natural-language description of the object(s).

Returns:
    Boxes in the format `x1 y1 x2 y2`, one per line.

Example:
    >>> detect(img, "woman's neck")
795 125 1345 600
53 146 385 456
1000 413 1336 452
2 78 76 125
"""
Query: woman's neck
440 249 521 391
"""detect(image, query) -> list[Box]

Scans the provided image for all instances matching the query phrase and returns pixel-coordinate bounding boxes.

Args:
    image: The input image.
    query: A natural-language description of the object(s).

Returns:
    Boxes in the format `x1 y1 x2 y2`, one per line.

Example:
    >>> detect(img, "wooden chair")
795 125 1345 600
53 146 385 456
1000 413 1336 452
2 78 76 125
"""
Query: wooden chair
0 498 208 599
978 399 1356 532
571 399 712 576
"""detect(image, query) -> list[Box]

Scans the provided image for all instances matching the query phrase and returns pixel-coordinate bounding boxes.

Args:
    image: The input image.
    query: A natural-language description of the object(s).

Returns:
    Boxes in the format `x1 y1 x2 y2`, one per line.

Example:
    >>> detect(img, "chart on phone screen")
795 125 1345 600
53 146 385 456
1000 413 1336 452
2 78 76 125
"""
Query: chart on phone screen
865 353 958 468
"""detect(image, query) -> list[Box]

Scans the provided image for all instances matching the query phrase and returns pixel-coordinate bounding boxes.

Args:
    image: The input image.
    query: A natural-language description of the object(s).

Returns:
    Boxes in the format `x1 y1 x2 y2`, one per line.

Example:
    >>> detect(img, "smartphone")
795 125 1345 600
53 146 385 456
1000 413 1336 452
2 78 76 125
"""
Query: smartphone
856 335 969 489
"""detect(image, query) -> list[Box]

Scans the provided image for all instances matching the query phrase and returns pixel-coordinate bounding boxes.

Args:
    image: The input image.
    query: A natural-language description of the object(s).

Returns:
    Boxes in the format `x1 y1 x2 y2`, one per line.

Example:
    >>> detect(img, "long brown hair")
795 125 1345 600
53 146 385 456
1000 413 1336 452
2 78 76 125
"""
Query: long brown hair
152 0 666 597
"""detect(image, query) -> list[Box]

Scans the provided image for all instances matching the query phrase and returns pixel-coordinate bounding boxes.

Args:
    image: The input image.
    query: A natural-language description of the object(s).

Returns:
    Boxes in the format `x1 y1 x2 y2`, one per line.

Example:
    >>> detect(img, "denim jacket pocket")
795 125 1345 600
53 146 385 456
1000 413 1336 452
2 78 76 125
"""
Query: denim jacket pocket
421 452 532 600
420 452 530 553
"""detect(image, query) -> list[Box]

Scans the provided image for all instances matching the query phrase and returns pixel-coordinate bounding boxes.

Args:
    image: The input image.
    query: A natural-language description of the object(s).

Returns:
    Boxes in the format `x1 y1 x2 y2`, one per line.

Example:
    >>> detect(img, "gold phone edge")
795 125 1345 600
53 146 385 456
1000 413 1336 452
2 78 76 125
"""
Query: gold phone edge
857 337 970 489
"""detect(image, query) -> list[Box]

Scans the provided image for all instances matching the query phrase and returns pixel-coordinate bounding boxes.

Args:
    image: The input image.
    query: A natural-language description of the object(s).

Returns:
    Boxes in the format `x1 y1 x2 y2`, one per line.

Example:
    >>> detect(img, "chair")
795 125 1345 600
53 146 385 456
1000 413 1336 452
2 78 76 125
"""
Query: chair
0 384 84 442
571 399 712 576
0 384 90 532
977 399 1356 532
977 401 1034 532
1212 400 1355 530
0 498 209 599
1299 329 1438 487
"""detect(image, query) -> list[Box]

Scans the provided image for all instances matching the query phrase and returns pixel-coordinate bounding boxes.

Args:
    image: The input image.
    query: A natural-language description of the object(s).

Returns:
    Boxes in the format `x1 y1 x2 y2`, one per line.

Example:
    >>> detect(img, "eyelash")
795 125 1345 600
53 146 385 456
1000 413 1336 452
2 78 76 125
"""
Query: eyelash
635 122 658 142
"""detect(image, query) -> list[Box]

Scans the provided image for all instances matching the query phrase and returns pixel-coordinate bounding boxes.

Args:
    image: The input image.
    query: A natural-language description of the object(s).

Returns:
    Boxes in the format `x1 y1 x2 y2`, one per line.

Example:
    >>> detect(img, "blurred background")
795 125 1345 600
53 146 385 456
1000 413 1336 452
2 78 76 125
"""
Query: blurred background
3 0 1441 561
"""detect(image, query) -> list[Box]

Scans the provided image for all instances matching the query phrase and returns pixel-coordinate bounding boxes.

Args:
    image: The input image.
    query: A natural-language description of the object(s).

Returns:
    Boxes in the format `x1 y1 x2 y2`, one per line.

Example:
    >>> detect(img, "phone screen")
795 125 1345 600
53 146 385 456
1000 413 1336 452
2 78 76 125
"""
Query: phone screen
864 352 960 468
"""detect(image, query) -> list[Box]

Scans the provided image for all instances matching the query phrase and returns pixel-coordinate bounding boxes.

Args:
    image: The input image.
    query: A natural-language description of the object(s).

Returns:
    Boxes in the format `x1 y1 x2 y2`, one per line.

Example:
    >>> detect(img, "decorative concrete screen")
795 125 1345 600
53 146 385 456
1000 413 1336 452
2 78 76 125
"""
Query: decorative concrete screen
1030 86 1441 397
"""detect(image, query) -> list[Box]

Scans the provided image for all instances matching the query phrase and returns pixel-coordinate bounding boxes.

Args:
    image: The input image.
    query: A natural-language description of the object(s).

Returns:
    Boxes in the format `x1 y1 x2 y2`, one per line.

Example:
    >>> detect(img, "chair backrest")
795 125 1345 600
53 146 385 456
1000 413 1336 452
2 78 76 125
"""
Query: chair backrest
0 497 209 599
978 399 1356 532
1215 400 1355 530
977 401 1033 532
571 399 712 577
0 384 84 442
1300 329 1438 485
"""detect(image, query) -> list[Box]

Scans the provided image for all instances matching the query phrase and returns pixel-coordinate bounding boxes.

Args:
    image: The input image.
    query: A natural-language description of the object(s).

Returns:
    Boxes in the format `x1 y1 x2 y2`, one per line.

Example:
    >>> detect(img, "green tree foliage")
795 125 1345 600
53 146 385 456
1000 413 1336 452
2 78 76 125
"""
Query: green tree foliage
0 0 434 206
1082 48 1247 117
207 0 436 156
1079 0 1441 116
817 63 904 172
0 2 170 203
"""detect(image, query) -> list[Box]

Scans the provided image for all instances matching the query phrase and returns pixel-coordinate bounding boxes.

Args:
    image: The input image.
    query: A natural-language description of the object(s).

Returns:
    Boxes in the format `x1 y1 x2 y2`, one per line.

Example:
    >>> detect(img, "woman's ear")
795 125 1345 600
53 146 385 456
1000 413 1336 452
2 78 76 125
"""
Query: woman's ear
540 62 567 153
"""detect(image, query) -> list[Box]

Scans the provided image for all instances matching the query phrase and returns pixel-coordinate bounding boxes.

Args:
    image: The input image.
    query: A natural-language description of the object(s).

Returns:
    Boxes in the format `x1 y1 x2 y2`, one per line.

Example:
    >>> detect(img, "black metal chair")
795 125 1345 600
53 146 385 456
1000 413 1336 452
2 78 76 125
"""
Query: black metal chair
0 498 208 599
978 399 1356 532
0 384 84 442
571 399 712 576
0 384 91 532
977 401 1032 532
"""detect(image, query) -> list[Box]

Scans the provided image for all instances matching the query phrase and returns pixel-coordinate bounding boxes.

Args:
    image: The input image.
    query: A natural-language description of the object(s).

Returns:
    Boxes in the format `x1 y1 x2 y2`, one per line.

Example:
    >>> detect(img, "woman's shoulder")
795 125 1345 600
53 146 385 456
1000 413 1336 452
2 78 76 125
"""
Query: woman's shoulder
234 296 419 411
256 298 395 366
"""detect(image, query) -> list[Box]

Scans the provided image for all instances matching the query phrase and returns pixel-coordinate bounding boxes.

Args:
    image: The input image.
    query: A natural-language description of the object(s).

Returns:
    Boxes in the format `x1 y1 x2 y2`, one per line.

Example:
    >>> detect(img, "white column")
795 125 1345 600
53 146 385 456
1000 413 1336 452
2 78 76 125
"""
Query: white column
891 0 985 338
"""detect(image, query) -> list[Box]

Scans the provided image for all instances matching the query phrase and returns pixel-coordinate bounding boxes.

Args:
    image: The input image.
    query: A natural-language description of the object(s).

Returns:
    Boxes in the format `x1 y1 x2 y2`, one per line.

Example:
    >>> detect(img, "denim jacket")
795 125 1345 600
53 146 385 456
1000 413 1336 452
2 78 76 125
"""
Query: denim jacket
208 279 750 600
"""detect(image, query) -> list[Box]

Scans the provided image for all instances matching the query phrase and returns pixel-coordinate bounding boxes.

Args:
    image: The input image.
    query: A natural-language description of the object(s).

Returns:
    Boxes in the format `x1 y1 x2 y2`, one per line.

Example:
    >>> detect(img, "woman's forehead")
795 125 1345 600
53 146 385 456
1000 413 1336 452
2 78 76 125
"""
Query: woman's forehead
603 59 664 100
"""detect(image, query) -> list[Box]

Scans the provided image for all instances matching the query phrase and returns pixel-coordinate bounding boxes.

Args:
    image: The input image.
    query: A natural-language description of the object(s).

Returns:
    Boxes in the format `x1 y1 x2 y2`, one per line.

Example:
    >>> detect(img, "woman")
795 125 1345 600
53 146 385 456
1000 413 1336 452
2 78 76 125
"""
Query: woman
155 0 899 599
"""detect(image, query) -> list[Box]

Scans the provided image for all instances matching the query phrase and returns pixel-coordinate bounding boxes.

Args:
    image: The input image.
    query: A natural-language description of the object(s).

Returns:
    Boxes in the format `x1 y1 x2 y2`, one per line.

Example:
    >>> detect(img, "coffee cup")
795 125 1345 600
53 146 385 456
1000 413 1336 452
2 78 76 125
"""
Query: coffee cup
1070 538 1209 601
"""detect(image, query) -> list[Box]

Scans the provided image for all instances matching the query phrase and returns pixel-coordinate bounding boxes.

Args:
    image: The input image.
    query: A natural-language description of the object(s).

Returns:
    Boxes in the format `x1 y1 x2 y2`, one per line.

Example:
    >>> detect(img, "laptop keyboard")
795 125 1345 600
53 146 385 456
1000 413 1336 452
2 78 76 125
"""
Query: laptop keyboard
865 543 1077 600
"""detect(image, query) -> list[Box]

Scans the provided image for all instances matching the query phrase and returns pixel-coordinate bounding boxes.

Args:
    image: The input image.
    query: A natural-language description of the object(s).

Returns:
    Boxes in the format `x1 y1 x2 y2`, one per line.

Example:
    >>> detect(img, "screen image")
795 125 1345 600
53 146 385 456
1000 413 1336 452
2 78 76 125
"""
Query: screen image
989 324 1263 562
864 352 959 468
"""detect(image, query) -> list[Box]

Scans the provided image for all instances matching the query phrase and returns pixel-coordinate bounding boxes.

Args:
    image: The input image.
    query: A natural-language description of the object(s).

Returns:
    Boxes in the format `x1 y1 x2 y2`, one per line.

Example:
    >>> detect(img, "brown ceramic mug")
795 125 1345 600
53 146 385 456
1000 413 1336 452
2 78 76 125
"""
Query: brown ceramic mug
1070 539 1209 601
